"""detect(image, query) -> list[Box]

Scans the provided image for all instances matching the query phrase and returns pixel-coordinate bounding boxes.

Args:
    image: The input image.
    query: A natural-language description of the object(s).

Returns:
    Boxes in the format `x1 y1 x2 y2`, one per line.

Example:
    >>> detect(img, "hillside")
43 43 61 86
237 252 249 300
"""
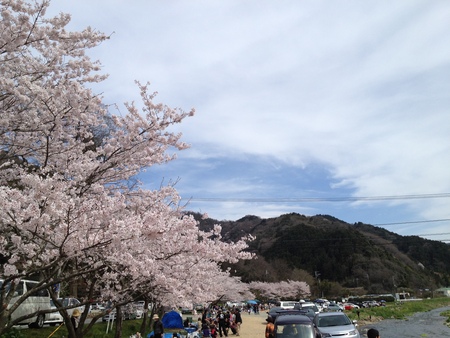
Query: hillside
192 212 450 297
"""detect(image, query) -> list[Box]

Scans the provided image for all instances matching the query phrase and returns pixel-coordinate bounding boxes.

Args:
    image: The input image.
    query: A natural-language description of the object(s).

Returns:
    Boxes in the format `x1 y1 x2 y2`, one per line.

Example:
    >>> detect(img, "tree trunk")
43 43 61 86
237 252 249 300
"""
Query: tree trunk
139 299 150 336
114 305 123 338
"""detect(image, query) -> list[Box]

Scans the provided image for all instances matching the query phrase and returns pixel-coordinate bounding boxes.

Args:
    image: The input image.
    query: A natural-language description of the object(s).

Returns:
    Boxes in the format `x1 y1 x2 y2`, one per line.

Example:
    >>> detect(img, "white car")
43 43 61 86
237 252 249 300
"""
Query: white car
135 308 144 319
44 300 63 326
57 297 85 316
313 312 360 338
91 303 106 311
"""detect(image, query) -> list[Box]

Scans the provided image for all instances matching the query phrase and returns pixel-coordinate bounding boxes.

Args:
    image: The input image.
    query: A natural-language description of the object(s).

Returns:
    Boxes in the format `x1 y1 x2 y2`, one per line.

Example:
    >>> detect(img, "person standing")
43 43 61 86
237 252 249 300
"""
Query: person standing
217 310 228 337
265 316 275 338
234 309 242 336
70 308 81 332
202 321 212 338
153 314 164 338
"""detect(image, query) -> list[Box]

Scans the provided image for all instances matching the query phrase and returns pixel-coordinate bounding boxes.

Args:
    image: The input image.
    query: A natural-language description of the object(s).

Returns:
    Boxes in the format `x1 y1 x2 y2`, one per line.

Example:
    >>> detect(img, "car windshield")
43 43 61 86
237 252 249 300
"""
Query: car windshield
276 324 315 338
317 315 351 327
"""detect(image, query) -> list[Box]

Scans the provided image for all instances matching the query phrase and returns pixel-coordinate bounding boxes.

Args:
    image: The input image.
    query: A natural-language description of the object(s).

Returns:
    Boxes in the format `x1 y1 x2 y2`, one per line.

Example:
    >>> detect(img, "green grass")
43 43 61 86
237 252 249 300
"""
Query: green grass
1 319 190 338
1 319 155 338
441 309 450 327
346 297 450 321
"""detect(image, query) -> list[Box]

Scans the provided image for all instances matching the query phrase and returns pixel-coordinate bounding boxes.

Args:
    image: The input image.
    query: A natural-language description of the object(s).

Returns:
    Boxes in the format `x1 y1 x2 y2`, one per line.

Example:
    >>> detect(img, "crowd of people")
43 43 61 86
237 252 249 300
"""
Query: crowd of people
183 306 243 338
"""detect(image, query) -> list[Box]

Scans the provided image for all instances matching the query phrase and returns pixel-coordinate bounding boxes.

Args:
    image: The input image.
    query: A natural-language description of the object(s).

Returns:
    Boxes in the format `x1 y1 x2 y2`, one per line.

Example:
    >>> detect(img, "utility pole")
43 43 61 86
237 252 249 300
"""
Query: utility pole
315 271 321 297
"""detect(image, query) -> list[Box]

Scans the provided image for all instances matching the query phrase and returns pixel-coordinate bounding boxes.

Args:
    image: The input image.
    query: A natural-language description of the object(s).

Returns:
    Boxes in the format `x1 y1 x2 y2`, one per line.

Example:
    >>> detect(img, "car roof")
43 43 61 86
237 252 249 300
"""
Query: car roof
278 309 314 315
269 306 284 312
314 312 347 318
275 314 312 325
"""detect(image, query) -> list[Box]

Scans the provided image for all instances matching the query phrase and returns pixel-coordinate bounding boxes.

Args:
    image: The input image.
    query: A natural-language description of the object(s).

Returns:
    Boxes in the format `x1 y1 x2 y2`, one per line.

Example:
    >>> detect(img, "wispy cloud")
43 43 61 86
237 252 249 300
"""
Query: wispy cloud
49 0 450 241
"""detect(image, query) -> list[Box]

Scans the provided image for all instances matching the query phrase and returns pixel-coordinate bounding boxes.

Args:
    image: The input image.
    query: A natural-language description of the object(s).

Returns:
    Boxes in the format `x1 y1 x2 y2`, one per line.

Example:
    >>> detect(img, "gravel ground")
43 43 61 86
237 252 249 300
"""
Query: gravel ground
359 306 450 338
236 307 450 338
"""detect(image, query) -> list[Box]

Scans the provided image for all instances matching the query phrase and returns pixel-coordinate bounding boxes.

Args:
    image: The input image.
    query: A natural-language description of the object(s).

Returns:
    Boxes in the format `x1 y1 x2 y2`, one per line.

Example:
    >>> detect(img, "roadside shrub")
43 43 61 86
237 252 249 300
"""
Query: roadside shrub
0 329 25 338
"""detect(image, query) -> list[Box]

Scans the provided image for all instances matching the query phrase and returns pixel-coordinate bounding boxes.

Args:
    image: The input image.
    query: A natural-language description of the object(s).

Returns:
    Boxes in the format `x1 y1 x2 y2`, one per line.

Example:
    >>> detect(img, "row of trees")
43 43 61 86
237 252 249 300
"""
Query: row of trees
0 1 254 337
249 280 310 301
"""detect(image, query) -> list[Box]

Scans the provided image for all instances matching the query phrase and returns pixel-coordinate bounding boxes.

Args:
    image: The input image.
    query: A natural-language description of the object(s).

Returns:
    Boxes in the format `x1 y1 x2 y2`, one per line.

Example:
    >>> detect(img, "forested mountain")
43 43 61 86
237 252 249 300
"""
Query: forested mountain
192 212 450 297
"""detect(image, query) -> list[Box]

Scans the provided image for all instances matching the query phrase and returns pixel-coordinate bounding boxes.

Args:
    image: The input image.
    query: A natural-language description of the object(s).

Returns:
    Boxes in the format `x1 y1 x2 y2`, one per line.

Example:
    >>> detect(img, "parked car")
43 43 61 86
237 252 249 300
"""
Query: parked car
267 306 285 322
135 308 144 319
44 300 63 326
324 303 343 312
57 297 84 316
133 301 147 319
296 308 316 321
277 309 316 322
344 303 359 311
134 300 148 309
180 307 193 314
102 305 137 321
294 302 320 314
274 313 320 338
313 312 360 338
278 301 299 309
91 302 106 311
194 304 204 312
362 300 380 308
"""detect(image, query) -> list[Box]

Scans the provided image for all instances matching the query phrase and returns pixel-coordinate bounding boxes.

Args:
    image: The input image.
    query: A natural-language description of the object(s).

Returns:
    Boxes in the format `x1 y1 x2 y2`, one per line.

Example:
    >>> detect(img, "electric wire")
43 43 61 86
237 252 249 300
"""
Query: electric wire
189 192 450 203
187 193 450 240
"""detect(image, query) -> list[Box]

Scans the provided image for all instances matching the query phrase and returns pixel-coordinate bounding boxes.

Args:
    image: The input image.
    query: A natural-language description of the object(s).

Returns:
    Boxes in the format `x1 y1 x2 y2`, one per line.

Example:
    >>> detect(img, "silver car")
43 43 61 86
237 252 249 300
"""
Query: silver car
313 312 360 338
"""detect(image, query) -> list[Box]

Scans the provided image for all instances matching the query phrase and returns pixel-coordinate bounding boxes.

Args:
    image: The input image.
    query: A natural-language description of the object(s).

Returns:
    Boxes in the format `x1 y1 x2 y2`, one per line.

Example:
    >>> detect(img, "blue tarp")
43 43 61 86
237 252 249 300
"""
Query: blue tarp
147 311 185 338
162 310 184 329
147 333 173 338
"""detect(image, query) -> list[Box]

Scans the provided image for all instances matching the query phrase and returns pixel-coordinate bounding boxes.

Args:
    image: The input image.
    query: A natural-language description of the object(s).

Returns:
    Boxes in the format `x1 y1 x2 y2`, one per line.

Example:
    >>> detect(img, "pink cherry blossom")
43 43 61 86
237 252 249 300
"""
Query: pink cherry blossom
0 1 253 336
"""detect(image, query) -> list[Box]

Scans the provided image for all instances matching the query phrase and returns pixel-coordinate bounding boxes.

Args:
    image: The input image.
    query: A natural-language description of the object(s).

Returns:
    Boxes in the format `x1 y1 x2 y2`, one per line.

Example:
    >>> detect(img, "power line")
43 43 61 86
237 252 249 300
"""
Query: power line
374 219 450 226
189 192 450 203
371 220 450 238
187 194 450 240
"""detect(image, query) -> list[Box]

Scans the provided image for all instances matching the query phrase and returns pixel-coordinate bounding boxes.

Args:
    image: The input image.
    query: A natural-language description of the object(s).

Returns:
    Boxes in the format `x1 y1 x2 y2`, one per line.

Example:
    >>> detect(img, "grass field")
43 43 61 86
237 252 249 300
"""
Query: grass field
346 297 450 321
1 318 154 338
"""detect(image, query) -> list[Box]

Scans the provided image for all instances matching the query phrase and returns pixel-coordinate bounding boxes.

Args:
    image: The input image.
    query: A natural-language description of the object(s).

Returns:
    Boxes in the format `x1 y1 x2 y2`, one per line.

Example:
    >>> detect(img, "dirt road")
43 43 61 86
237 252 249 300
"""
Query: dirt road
239 312 267 338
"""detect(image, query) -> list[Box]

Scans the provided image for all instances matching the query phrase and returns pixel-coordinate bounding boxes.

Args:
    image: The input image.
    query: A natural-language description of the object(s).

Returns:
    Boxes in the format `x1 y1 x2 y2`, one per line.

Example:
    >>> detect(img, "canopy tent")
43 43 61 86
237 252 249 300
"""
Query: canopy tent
162 310 184 329
147 311 185 338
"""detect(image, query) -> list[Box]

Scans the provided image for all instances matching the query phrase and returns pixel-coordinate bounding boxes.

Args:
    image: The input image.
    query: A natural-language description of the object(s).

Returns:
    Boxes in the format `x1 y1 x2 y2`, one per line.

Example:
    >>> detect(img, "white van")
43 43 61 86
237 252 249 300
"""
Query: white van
0 279 51 328
279 300 298 309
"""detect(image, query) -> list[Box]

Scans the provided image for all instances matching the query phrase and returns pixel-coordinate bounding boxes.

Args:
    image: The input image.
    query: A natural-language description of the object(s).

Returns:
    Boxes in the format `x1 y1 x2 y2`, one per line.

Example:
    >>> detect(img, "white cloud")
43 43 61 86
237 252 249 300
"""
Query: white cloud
48 0 450 241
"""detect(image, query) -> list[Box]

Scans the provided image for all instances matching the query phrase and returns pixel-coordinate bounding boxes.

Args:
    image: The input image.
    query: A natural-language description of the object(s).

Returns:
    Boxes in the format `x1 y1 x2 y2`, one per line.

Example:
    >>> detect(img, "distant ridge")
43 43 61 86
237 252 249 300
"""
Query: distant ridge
191 212 450 297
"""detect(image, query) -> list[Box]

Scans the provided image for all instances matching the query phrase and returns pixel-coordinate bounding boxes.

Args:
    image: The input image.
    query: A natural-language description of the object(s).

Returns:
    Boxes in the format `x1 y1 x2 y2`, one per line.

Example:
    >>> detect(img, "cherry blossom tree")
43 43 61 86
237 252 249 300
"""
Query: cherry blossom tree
0 1 252 337
248 280 311 301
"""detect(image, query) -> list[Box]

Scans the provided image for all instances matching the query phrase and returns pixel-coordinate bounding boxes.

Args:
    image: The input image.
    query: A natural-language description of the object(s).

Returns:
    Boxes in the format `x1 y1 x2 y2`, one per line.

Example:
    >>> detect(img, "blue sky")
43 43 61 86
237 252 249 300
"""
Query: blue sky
48 1 450 242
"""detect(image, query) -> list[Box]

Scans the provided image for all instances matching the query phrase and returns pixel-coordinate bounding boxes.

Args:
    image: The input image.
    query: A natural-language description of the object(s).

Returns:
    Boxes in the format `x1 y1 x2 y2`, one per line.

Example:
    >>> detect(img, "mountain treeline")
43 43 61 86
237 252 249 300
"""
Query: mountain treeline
192 212 450 298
